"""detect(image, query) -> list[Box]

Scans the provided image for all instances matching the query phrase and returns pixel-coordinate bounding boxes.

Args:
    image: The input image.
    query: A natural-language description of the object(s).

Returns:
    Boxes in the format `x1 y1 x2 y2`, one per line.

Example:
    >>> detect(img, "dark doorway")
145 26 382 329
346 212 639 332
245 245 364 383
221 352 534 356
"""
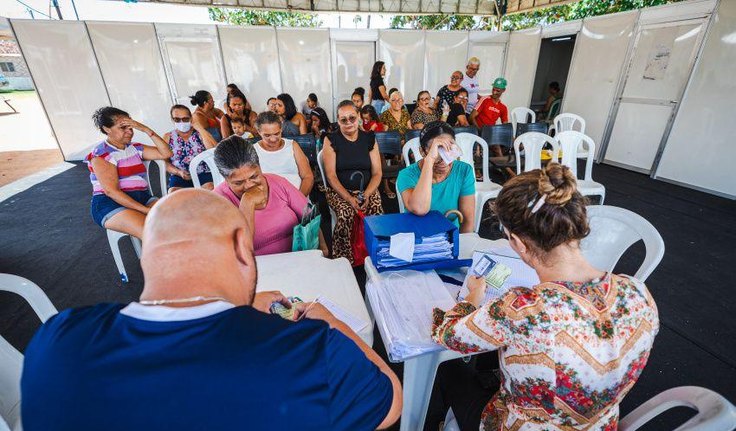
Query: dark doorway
530 35 576 120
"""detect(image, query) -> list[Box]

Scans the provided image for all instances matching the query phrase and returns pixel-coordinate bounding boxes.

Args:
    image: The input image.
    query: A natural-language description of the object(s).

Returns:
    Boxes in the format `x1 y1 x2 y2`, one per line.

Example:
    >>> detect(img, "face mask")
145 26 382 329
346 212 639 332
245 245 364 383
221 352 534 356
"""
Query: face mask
175 122 191 133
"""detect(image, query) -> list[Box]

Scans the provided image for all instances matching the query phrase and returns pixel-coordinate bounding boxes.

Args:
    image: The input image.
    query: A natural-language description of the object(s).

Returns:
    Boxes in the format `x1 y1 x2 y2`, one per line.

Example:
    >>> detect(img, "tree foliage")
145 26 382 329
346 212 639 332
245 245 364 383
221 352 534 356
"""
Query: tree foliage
390 0 685 31
208 8 322 27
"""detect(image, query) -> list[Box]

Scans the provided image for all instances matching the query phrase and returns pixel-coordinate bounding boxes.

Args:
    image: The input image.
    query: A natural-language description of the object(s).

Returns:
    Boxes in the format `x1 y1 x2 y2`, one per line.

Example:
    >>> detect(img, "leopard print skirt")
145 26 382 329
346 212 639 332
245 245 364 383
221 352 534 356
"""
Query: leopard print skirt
325 188 383 265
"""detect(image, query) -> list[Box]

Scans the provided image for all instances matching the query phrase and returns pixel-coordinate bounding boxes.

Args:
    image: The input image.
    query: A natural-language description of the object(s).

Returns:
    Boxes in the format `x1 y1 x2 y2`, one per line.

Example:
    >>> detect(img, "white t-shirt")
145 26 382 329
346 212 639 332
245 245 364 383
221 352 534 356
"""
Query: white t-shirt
461 75 481 113
255 139 301 189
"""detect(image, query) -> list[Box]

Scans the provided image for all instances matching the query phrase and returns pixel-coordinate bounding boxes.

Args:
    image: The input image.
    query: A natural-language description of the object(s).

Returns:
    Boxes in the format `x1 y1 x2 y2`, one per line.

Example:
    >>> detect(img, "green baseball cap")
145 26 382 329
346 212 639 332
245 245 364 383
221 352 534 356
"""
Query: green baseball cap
492 77 507 89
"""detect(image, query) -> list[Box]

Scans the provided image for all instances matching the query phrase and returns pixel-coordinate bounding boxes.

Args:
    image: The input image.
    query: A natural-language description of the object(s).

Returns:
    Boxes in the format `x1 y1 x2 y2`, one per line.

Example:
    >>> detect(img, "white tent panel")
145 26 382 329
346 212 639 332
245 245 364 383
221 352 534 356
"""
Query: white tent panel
541 20 582 38
468 32 509 98
424 31 469 98
378 30 425 103
155 23 227 106
563 11 637 149
219 26 282 113
87 22 173 145
11 20 110 161
655 0 736 197
638 0 716 24
276 28 334 116
502 26 541 112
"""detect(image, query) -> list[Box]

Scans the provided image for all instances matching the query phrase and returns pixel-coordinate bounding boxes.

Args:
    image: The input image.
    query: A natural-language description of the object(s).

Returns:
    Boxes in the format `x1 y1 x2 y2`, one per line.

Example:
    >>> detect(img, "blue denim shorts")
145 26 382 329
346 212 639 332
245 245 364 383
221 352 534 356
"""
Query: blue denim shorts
90 190 156 228
168 171 214 189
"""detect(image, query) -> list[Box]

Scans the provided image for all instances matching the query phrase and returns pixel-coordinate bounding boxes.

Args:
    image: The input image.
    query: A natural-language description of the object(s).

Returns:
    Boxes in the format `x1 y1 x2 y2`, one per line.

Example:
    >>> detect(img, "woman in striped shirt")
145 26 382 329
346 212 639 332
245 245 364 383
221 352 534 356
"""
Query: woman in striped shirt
86 107 173 239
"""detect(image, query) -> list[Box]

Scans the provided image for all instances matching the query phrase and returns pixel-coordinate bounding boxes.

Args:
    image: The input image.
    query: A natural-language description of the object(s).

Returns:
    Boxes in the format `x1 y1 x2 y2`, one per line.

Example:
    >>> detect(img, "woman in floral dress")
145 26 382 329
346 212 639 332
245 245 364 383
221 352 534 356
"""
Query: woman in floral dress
432 163 659 431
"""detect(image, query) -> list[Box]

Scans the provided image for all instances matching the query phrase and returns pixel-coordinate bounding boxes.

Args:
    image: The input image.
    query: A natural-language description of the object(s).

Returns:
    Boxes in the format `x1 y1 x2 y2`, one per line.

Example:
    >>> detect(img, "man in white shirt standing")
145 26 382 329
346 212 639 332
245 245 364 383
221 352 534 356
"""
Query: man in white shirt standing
461 57 481 114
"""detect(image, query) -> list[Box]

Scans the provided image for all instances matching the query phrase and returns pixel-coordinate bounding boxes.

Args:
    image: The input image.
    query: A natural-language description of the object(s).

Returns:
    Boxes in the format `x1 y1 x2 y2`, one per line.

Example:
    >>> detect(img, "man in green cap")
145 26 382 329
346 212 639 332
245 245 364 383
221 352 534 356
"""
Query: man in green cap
471 77 509 156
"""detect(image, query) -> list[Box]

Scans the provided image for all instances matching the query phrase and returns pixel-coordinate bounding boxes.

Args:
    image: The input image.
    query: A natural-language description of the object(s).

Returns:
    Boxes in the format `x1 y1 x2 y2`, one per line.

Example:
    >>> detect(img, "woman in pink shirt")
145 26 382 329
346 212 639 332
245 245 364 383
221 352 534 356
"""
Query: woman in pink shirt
212 136 328 256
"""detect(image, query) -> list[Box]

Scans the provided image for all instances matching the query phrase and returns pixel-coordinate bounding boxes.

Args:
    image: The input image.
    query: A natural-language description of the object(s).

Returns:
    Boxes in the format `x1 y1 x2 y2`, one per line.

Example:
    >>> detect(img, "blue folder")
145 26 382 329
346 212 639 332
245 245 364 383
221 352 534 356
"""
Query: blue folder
364 211 473 273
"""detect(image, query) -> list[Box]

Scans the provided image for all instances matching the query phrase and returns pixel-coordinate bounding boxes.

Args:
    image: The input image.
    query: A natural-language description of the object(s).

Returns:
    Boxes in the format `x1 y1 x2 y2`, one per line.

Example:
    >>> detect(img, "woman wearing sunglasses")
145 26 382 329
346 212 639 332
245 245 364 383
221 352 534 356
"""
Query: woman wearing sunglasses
435 71 466 112
163 104 218 192
322 100 384 265
397 122 475 233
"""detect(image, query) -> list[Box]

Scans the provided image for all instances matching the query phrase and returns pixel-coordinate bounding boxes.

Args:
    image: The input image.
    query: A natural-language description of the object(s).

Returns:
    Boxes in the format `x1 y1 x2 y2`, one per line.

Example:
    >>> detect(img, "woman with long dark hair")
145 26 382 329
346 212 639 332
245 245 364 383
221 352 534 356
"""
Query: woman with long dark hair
369 61 389 113
220 90 258 139
275 93 308 136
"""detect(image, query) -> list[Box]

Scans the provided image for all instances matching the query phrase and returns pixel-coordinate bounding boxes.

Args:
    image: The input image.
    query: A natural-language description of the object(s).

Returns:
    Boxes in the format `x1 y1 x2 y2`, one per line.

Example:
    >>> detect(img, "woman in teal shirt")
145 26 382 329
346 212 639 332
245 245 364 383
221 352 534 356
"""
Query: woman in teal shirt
397 121 476 232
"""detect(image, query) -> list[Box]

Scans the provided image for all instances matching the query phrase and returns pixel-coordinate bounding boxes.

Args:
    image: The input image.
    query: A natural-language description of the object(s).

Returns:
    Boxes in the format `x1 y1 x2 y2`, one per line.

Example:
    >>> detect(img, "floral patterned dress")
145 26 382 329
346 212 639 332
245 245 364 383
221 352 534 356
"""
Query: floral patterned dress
432 273 659 431
380 108 411 137
168 130 209 174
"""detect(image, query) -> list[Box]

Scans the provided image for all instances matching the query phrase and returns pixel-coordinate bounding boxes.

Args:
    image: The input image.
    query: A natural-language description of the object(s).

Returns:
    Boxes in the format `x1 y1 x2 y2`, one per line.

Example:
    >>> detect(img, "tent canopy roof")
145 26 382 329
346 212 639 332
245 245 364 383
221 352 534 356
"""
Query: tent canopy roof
123 0 577 16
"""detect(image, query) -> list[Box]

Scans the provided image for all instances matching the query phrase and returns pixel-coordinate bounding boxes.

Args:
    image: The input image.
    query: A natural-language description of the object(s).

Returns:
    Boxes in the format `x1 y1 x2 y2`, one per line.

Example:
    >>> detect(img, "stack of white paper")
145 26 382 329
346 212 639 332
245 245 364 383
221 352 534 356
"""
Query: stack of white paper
366 270 456 362
375 233 453 268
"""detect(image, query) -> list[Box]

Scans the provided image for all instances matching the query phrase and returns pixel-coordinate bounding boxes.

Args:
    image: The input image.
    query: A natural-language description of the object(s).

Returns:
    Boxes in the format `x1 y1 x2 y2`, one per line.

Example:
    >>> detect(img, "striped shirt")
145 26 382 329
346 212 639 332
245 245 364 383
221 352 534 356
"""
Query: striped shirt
85 141 148 196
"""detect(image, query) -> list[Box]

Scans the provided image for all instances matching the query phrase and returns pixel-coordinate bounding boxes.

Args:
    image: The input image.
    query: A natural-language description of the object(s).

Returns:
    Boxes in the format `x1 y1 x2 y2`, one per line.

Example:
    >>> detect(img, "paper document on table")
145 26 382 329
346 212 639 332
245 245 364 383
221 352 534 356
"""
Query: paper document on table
389 232 415 263
365 270 455 361
460 250 540 305
317 297 369 334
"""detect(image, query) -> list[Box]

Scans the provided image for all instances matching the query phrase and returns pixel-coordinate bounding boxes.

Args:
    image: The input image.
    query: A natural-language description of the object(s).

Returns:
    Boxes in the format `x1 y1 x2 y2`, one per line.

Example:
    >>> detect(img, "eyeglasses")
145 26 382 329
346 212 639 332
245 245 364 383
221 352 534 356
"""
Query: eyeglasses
419 97 431 102
338 116 358 125
451 76 462 80
172 117 191 123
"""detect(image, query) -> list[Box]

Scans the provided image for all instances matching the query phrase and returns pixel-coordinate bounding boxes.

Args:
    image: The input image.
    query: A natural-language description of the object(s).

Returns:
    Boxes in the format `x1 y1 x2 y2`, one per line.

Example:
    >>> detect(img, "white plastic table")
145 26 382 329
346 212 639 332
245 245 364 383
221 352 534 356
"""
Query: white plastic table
364 233 506 431
255 250 374 346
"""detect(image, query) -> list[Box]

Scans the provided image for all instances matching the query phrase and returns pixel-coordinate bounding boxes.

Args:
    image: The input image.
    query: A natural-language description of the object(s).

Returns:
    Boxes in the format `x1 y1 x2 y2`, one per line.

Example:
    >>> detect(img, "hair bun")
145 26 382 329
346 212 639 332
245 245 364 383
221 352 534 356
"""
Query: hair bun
538 163 577 205
189 95 200 106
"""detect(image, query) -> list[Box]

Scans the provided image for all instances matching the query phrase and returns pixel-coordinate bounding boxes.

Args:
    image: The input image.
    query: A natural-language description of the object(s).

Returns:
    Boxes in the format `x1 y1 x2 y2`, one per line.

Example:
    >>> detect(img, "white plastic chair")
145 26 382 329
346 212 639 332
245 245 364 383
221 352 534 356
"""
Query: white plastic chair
455 133 502 232
549 112 585 136
556 131 606 204
107 229 142 283
581 205 665 281
188 148 225 188
620 386 736 431
510 107 536 137
402 137 422 167
143 159 167 197
513 132 559 173
0 274 58 431
317 149 338 234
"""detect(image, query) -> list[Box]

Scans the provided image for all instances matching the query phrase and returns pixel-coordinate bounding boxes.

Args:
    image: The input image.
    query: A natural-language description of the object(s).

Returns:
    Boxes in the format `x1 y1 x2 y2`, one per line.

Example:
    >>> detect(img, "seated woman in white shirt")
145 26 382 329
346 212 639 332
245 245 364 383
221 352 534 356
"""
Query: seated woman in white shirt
253 111 314 196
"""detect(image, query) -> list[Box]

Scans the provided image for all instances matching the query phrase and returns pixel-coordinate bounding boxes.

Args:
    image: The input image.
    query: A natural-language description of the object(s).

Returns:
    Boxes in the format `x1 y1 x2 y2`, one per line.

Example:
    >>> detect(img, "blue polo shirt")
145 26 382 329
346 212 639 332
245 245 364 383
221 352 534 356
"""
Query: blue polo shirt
21 302 392 431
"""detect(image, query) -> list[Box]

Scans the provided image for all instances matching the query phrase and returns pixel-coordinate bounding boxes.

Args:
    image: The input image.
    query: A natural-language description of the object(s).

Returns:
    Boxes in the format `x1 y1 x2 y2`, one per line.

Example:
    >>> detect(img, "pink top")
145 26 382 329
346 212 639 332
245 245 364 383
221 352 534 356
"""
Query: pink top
214 173 308 256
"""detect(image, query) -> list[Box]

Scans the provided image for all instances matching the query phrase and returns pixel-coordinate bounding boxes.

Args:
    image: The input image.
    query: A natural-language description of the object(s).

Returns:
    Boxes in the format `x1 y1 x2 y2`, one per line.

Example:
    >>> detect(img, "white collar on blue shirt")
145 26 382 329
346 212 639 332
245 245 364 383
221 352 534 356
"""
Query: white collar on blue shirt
120 301 235 322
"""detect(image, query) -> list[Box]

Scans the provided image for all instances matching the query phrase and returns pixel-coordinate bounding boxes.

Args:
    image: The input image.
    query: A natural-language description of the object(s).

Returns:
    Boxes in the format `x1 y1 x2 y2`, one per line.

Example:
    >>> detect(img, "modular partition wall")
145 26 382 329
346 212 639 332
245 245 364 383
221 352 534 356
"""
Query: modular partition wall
7 0 734 198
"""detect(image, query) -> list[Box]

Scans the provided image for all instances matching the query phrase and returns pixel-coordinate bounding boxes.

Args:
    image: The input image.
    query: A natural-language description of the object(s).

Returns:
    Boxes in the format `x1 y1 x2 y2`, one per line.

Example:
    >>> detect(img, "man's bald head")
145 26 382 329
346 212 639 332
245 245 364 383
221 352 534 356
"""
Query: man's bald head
140 189 257 306
143 189 246 247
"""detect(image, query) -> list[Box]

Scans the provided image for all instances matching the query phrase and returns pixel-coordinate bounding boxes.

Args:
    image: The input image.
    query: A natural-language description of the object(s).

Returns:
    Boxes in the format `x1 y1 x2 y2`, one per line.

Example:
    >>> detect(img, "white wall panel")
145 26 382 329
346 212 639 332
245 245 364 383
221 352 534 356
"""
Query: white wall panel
503 27 541 111
468 31 508 97
541 20 582 38
656 0 736 197
378 30 425 102
11 20 110 161
155 23 226 106
87 22 172 145
276 28 333 116
563 11 638 149
219 26 281 113
424 31 468 98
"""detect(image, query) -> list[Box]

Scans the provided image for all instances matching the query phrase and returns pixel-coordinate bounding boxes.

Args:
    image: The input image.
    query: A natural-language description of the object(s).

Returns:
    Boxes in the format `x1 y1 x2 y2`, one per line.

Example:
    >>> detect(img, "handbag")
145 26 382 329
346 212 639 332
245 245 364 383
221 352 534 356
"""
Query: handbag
292 202 322 252
351 209 368 266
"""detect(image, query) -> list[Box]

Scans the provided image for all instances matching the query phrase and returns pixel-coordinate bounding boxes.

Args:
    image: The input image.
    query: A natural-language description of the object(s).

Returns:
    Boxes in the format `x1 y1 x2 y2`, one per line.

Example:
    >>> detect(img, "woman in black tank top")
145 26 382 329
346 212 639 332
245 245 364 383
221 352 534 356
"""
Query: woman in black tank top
321 100 384 265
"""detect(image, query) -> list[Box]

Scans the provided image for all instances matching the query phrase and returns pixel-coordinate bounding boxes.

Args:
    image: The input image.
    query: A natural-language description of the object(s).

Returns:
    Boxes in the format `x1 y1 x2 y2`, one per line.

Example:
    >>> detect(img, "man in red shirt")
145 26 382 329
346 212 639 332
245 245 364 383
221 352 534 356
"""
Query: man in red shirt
471 77 508 156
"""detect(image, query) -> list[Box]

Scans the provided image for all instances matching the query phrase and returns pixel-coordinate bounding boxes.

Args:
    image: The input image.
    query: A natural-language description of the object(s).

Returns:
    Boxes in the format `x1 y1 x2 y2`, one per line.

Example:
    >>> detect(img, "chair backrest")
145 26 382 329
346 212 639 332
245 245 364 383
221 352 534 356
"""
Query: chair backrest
513 132 558 173
405 103 417 115
556 131 596 180
291 134 317 166
317 149 328 187
455 132 491 184
189 148 225 188
480 123 514 149
619 386 736 431
0 274 58 430
510 107 536 137
548 98 562 120
553 113 585 134
402 137 421 166
404 129 421 142
581 205 664 282
453 126 478 136
375 131 402 157
515 121 549 137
